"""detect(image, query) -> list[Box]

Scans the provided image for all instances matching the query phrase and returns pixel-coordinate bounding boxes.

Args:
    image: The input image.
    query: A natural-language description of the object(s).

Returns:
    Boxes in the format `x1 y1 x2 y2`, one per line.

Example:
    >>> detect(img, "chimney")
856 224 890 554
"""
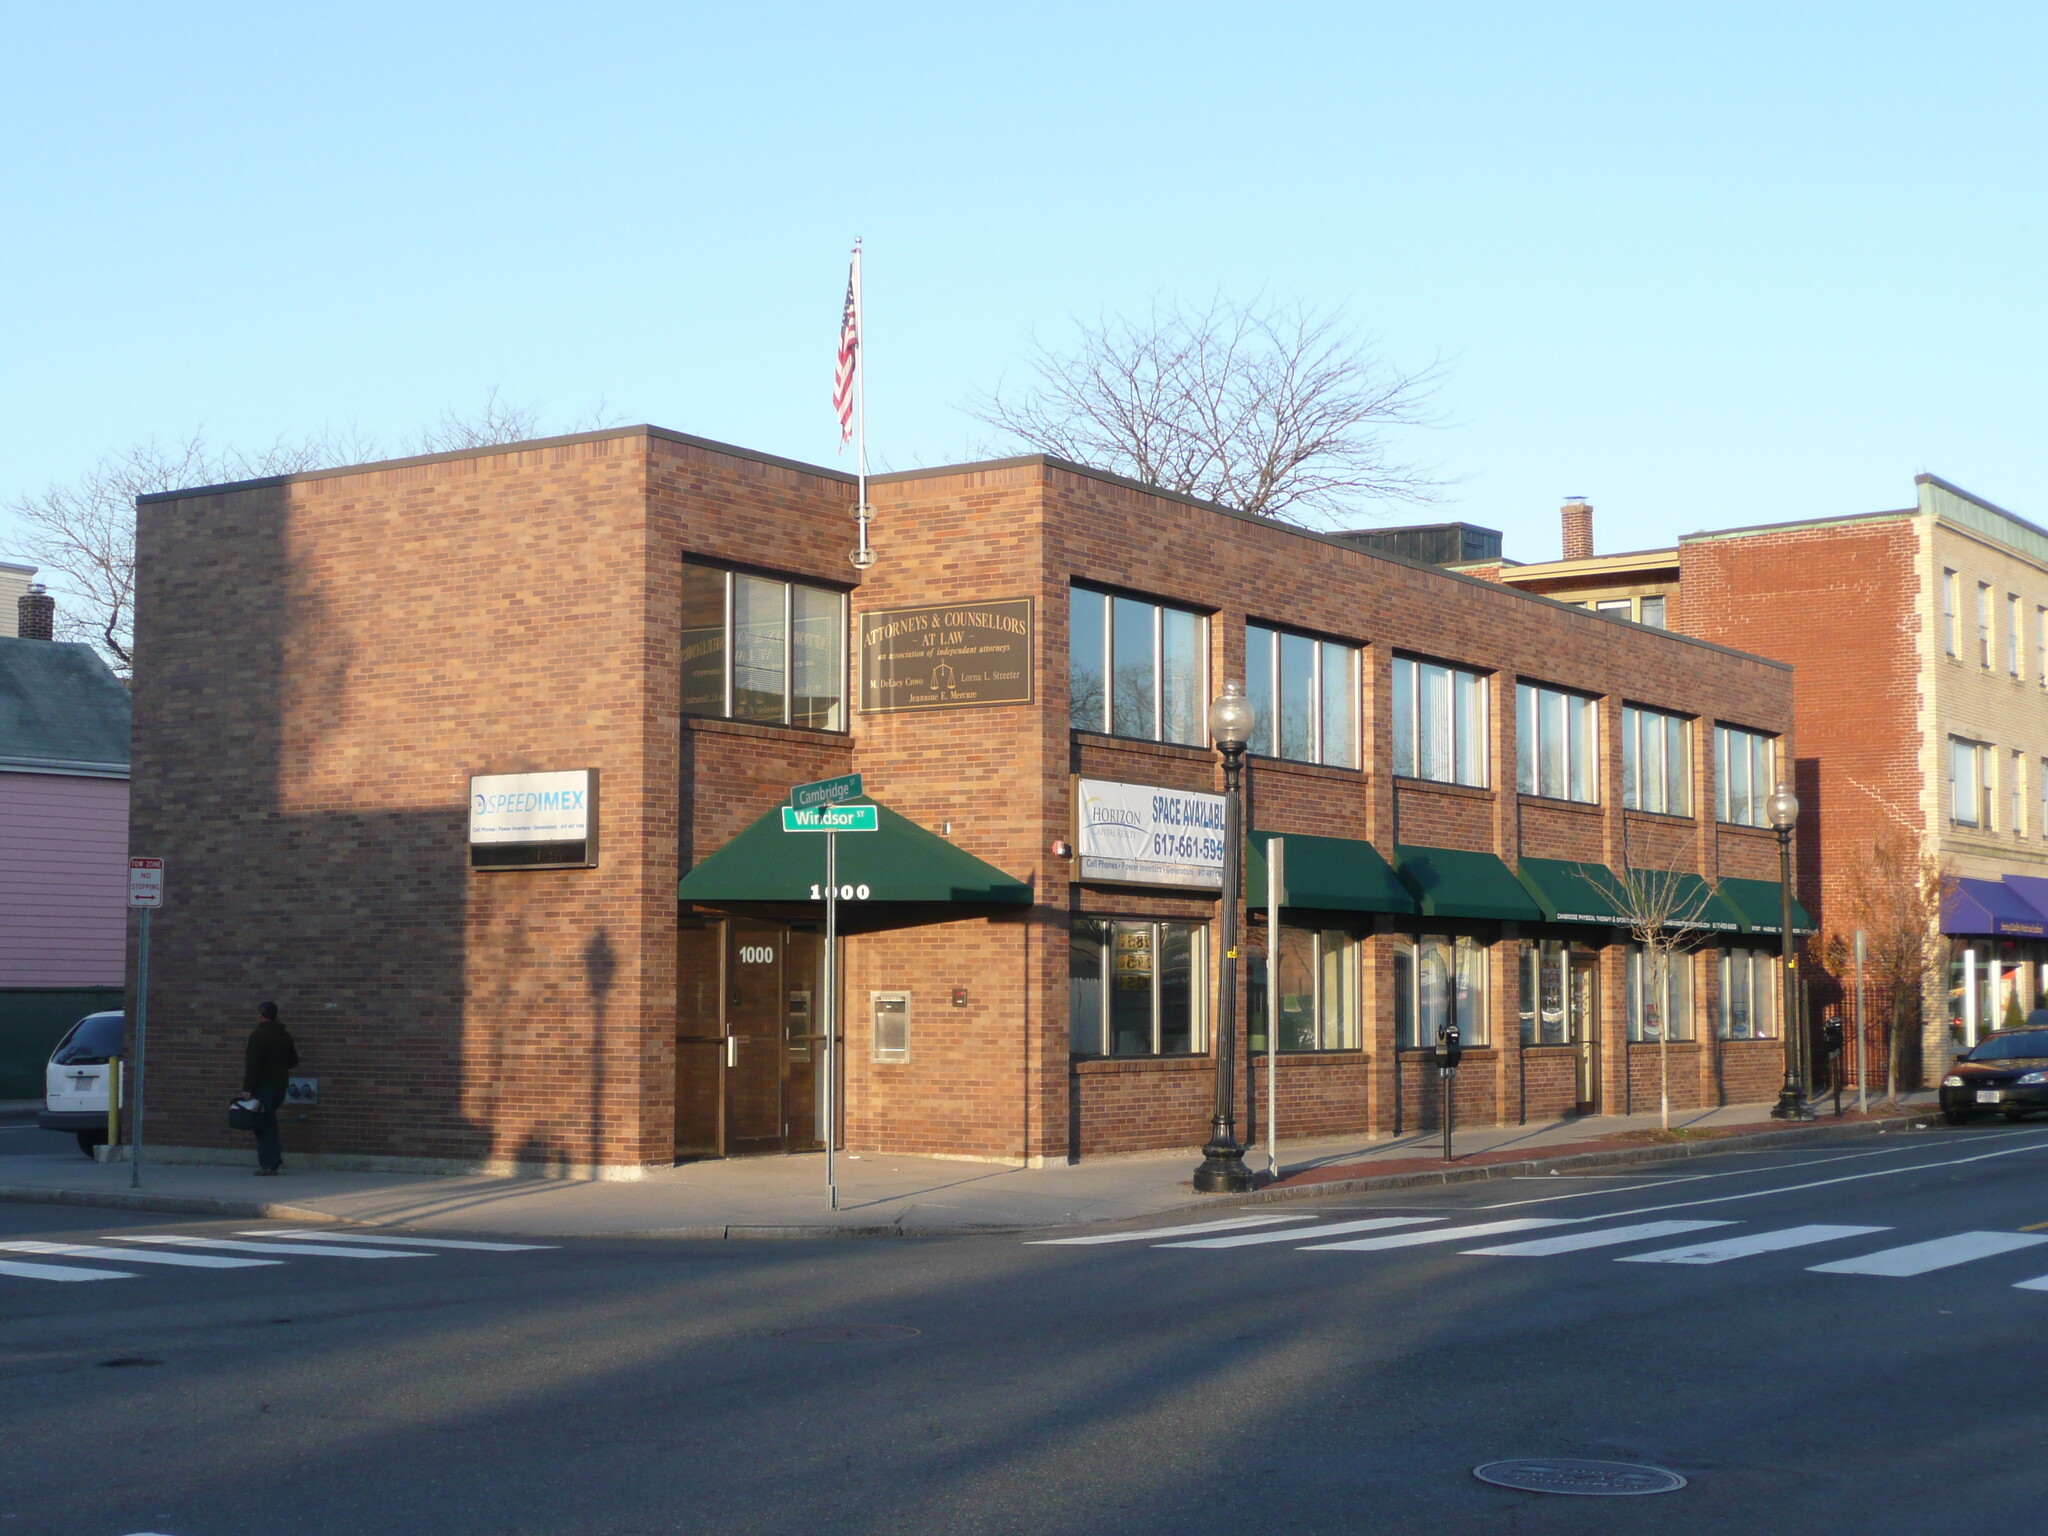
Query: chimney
1561 497 1594 561
17 583 54 641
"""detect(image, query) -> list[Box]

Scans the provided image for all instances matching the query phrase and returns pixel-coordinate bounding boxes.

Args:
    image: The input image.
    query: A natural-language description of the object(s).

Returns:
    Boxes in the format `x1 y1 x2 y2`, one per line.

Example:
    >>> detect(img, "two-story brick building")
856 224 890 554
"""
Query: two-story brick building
130 428 1800 1175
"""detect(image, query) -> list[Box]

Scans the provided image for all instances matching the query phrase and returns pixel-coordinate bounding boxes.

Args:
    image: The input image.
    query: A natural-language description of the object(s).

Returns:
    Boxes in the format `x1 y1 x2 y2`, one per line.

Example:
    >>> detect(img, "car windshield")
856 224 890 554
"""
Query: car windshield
51 1012 125 1065
1967 1031 2048 1062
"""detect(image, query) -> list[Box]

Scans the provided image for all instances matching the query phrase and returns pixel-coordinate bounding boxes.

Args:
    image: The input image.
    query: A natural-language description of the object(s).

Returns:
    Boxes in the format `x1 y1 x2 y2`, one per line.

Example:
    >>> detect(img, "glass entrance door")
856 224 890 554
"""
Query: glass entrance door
724 919 786 1153
1570 956 1601 1115
675 916 829 1158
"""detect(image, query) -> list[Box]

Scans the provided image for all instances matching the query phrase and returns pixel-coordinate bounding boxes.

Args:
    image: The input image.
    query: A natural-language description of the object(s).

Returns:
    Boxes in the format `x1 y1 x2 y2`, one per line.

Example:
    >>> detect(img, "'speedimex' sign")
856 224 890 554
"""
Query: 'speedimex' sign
469 769 599 870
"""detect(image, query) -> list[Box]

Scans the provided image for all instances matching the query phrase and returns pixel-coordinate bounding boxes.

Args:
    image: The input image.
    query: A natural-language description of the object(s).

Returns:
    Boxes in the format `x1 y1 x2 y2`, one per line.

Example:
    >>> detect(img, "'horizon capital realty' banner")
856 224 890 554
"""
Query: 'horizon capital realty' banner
1075 778 1226 889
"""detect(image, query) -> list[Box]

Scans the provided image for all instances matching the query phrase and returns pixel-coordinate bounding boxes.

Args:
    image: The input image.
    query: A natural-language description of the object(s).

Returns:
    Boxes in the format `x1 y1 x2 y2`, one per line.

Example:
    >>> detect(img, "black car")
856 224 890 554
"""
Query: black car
1940 1028 2048 1123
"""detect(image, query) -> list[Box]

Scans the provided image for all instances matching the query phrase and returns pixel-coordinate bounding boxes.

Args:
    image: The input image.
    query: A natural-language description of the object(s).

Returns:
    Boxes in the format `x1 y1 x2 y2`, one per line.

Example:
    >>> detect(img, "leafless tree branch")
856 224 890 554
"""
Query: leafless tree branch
1585 866 1720 1131
967 293 1448 524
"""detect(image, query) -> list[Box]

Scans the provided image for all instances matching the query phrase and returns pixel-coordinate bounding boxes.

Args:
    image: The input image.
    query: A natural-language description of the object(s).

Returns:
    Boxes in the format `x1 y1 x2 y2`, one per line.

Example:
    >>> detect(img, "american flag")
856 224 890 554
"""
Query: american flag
833 252 859 446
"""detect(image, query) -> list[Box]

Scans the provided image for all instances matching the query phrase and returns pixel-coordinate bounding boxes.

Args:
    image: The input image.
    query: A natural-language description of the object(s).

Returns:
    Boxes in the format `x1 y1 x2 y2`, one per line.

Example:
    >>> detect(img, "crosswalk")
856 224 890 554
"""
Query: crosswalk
0 1227 553 1284
1029 1211 2048 1292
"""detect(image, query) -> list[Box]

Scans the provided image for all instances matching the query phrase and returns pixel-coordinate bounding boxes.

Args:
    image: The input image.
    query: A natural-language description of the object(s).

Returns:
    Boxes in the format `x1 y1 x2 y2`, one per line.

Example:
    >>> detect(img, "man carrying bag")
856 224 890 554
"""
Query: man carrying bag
237 1002 298 1175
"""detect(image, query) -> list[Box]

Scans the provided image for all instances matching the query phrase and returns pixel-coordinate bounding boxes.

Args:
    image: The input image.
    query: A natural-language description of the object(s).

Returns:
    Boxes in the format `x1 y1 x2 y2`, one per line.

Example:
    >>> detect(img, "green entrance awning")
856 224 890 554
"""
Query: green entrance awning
1247 831 1415 915
678 800 1033 905
1717 876 1817 936
1628 869 1745 933
1515 857 1625 926
1394 845 1544 923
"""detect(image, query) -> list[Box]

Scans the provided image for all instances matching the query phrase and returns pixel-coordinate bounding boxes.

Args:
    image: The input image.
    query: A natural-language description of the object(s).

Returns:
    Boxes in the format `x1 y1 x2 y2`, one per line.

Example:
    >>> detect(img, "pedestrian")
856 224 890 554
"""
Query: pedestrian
242 1001 298 1175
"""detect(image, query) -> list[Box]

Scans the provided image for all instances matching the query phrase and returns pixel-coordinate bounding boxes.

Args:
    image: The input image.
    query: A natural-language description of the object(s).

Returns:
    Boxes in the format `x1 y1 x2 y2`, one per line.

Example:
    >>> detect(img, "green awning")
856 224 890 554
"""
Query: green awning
1717 876 1817 936
1247 831 1415 915
1394 845 1544 923
677 800 1033 905
1515 857 1625 926
1628 869 1745 933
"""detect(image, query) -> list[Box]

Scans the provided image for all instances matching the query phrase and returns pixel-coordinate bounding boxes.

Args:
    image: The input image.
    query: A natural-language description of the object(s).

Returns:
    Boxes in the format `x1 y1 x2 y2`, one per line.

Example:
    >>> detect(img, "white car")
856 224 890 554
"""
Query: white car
38 1011 123 1157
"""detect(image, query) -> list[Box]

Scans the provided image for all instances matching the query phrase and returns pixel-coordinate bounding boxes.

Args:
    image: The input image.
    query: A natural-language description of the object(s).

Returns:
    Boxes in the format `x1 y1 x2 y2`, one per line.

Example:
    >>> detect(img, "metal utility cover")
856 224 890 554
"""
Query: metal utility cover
1473 1459 1687 1496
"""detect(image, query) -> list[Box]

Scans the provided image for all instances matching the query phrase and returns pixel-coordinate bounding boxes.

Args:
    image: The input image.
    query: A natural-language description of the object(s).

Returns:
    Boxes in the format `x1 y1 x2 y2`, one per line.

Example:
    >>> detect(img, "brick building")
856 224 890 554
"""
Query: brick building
1492 475 2048 1085
130 428 1798 1175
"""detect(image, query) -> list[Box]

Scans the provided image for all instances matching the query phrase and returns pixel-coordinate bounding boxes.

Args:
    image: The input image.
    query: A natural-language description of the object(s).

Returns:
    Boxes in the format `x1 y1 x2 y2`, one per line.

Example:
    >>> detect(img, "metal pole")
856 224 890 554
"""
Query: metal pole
131 906 149 1187
1194 743 1252 1193
1265 837 1284 1178
1769 825 1811 1119
1854 929 1868 1113
1442 1065 1453 1162
824 830 838 1212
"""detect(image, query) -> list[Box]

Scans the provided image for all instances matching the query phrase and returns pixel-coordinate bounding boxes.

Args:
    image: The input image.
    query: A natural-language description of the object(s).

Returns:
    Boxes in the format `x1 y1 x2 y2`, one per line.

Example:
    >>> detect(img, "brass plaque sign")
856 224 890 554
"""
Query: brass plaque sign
858 598 1034 713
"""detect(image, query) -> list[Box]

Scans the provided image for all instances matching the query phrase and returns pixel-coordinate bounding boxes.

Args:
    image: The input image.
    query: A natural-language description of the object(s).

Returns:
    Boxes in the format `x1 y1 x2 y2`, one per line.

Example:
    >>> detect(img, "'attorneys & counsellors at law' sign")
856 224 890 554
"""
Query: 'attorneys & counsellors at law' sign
859 598 1033 713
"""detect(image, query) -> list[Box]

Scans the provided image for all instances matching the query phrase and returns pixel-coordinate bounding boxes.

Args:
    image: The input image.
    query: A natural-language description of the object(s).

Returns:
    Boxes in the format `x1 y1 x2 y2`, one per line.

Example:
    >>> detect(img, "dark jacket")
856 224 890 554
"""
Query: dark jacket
243 1020 300 1097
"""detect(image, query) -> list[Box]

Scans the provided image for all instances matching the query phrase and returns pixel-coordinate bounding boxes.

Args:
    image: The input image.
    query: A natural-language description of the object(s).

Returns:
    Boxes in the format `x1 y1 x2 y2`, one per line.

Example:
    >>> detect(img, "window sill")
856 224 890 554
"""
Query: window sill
1394 777 1493 800
1397 1045 1498 1057
1071 1054 1213 1073
1713 819 1779 833
1625 808 1697 826
1250 1048 1369 1062
1248 756 1365 781
1071 731 1214 761
684 715 850 744
1519 794 1601 814
1626 1038 1701 1048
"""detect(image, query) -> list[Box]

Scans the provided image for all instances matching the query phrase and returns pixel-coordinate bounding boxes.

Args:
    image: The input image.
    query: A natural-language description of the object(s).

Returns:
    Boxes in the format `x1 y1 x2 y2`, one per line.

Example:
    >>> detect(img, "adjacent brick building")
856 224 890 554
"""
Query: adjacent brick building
130 428 1798 1175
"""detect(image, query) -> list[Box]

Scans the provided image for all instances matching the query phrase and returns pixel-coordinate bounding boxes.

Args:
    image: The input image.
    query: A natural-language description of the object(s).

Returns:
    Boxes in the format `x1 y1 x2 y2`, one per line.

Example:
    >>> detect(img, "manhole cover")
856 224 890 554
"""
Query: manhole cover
1474 1459 1686 1496
775 1324 920 1342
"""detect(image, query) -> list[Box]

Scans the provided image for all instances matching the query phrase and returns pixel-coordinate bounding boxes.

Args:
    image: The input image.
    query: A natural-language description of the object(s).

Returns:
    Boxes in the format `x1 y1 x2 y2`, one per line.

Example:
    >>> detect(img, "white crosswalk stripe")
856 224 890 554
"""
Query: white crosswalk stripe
1618 1225 1889 1265
242 1229 556 1251
0 1257 133 1282
1808 1231 2048 1276
1461 1220 1736 1256
1028 1214 1318 1245
1159 1217 1442 1249
104 1235 431 1259
0 1240 280 1269
1302 1218 1571 1252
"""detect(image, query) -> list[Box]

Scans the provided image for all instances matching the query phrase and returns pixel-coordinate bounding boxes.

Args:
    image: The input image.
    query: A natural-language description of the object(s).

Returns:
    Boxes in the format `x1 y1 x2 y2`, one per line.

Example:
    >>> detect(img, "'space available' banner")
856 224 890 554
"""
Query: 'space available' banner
1075 778 1226 889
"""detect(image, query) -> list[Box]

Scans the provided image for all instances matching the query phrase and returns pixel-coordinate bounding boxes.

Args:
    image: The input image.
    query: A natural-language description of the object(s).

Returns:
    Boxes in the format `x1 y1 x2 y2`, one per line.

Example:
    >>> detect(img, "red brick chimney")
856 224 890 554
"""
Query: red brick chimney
17 583 54 641
1561 498 1594 561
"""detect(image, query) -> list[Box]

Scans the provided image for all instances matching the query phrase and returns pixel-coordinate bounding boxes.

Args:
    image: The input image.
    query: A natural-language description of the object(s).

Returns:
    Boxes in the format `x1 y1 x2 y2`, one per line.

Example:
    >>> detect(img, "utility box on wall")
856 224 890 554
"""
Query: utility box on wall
872 992 910 1063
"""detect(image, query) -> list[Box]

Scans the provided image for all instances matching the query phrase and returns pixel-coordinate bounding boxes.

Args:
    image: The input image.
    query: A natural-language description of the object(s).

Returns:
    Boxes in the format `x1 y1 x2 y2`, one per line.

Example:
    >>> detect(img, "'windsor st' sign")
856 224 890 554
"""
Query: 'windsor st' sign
859 598 1033 713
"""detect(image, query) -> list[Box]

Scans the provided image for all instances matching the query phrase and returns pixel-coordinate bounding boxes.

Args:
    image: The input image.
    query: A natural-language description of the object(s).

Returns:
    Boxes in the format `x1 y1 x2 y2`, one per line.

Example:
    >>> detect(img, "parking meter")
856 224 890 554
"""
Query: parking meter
1823 1014 1845 1116
1435 1022 1463 1072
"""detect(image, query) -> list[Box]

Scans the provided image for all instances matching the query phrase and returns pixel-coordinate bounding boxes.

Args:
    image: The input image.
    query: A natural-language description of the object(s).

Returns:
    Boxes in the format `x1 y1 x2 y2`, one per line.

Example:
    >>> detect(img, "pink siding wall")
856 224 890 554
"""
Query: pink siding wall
0 773 128 986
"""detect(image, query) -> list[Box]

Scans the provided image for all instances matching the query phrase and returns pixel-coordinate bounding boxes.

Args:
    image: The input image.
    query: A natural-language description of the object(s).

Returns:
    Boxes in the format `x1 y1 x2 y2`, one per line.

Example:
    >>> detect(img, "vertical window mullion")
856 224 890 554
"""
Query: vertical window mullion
782 582 794 724
723 571 735 718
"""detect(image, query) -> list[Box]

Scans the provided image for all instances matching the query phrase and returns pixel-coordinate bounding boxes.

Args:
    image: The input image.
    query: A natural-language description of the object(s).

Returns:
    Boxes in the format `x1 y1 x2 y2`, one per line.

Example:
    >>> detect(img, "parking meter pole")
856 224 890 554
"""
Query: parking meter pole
1442 1065 1453 1163
824 830 837 1214
131 906 149 1188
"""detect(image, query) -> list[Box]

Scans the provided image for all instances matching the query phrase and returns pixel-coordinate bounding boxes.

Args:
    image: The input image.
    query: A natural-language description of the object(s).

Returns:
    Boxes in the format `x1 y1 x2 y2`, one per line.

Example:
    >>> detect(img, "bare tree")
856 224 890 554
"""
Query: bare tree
1818 827 1952 1098
968 293 1446 524
1586 866 1719 1131
7 394 590 676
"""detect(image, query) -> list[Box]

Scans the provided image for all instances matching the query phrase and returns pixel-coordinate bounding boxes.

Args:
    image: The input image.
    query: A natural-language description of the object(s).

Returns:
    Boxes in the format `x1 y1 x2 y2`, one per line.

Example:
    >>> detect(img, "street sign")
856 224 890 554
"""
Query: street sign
127 857 165 909
789 773 863 811
782 804 878 833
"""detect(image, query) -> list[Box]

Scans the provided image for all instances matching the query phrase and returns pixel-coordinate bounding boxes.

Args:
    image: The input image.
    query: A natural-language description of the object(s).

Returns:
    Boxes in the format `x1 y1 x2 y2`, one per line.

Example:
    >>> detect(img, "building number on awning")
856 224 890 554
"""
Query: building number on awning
811 883 871 901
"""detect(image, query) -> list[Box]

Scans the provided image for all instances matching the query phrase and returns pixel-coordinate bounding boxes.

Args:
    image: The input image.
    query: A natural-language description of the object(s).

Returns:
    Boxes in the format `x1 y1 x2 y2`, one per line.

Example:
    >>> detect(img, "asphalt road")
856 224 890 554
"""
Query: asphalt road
3 1123 2044 1535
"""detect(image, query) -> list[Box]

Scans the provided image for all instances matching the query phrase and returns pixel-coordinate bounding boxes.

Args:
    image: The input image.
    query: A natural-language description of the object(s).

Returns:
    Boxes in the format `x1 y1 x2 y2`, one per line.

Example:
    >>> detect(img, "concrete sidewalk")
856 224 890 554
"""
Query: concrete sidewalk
0 1092 1936 1238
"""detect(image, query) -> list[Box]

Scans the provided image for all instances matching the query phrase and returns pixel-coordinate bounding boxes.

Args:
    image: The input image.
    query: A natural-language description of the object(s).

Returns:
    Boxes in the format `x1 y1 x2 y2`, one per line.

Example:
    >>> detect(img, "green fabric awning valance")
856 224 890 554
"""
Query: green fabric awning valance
1394 845 1544 923
1717 876 1817 936
1627 869 1745 933
677 801 1033 905
1247 831 1416 915
1514 857 1625 926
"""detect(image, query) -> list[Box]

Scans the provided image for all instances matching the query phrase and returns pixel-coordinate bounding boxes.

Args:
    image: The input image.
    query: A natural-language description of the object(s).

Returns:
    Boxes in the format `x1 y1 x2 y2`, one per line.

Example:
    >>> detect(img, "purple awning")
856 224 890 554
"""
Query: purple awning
1943 876 2048 938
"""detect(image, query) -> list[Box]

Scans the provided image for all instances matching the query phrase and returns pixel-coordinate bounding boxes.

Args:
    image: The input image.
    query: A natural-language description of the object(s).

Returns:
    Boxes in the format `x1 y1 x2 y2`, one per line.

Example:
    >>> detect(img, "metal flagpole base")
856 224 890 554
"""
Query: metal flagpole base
1193 1125 1255 1193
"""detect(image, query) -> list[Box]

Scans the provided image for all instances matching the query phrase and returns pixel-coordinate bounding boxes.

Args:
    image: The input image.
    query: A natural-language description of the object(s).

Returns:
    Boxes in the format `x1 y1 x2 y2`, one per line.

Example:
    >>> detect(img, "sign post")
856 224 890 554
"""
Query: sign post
784 777 877 1213
1264 837 1285 1178
126 858 164 1188
1853 928 1868 1113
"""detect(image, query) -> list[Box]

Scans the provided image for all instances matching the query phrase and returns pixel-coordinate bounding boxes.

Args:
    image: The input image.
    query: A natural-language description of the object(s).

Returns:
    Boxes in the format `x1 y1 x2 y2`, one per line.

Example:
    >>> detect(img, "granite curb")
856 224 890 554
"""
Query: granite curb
0 1185 343 1224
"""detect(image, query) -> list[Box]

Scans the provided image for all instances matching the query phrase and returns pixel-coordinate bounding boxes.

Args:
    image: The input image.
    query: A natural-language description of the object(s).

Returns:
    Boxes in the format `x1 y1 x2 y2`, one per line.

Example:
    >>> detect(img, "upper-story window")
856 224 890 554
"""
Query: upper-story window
1978 582 1994 667
680 563 847 730
1715 724 1777 826
1245 624 1359 767
1638 595 1668 628
1391 656 1488 787
2010 594 2024 677
1943 569 1959 657
1069 586 1207 746
1622 705 1690 816
1950 736 1991 828
2013 750 2026 835
2036 606 2046 687
1516 683 1598 803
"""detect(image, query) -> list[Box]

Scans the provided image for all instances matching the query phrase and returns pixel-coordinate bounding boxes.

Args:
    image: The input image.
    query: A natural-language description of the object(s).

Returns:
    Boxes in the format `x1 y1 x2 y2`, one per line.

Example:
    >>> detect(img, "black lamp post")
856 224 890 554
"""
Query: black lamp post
1766 780 1814 1121
1195 679 1256 1194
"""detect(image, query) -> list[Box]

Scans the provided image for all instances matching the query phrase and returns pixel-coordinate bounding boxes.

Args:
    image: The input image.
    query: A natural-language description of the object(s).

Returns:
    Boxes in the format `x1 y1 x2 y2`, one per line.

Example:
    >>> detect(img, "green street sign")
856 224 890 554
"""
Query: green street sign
789 772 864 811
782 805 879 833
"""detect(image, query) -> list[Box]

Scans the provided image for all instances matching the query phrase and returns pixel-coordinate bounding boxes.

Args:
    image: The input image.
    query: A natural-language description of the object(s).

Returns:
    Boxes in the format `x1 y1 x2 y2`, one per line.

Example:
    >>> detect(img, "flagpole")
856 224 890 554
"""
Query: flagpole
850 238 874 570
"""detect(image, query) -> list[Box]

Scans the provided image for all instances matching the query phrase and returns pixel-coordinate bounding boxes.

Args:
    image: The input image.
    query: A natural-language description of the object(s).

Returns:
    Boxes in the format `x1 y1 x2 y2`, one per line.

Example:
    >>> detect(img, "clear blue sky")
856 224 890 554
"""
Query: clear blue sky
3 2 2043 561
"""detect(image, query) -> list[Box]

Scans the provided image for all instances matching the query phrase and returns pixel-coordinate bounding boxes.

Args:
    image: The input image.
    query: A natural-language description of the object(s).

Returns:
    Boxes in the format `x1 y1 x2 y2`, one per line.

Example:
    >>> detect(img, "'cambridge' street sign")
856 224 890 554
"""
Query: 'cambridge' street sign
789 772 864 811
782 804 879 833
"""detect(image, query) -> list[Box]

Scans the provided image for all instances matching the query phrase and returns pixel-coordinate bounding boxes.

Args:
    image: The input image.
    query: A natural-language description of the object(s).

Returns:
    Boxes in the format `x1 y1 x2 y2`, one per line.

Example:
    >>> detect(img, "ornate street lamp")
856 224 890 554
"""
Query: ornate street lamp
1195 680 1257 1193
1766 781 1813 1120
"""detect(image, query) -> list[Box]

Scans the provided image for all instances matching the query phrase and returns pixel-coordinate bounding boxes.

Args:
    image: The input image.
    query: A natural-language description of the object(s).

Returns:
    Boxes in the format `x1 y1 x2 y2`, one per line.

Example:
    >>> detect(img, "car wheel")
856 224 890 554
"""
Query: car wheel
74 1130 105 1158
1943 1110 1972 1126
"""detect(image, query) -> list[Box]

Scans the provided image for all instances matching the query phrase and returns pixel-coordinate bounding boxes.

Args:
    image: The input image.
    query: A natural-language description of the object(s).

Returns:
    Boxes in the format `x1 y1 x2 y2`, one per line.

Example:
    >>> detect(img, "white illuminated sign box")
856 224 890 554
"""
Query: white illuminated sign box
1075 778 1226 889
469 769 599 871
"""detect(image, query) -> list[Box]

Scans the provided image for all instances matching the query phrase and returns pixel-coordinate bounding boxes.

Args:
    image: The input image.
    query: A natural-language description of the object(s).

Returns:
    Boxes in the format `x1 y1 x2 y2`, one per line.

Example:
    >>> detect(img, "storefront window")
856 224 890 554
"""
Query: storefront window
1395 934 1489 1047
1718 948 1778 1039
1627 945 1695 1041
1254 926 1360 1052
1245 625 1361 768
680 563 847 730
1070 586 1208 746
1069 918 1207 1056
1519 941 1569 1045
